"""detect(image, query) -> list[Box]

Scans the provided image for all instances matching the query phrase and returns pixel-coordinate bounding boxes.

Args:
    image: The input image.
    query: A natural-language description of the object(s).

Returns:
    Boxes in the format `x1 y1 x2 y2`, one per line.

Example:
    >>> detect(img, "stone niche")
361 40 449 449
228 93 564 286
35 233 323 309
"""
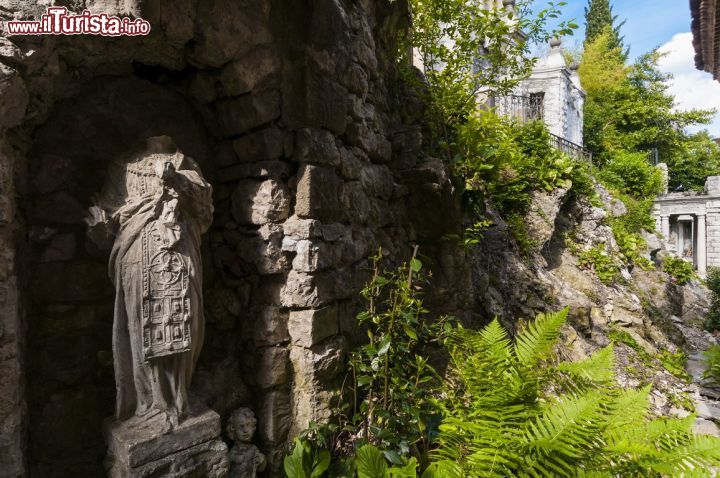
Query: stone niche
23 77 235 477
1 1 472 477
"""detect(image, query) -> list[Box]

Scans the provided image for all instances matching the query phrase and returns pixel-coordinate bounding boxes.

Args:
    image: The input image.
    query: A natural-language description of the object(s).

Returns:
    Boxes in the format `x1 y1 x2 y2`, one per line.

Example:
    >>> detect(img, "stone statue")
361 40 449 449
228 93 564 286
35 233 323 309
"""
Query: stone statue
87 136 213 427
227 408 266 478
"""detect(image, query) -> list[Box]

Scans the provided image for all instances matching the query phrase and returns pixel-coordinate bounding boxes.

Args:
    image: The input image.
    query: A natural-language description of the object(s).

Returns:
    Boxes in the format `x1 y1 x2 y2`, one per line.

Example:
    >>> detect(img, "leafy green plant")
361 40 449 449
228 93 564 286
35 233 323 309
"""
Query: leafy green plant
347 248 450 461
704 267 720 332
663 255 697 285
657 350 691 381
284 438 330 478
703 345 720 384
578 244 621 284
355 444 419 478
598 150 665 198
430 309 720 477
610 219 652 269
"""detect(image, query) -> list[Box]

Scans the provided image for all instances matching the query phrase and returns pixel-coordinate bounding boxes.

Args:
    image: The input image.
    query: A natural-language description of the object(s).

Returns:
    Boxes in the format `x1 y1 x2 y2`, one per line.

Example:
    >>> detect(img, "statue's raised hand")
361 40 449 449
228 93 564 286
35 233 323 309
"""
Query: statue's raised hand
155 160 176 181
86 197 114 249
86 204 107 227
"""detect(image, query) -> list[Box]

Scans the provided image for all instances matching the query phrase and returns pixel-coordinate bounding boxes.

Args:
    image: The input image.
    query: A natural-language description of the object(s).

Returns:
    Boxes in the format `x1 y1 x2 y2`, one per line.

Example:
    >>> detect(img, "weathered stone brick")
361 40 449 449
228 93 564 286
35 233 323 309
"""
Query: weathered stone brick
295 165 343 222
231 179 290 225
253 307 290 346
288 305 339 348
232 127 283 162
216 89 281 137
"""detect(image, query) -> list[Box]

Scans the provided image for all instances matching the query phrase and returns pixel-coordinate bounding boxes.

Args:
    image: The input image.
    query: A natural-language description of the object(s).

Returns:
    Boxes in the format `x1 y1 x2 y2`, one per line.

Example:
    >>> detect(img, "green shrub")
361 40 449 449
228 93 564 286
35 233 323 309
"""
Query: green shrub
455 113 596 252
578 245 621 284
455 113 591 216
610 221 648 265
598 150 665 198
705 267 720 332
703 345 720 384
663 255 696 285
346 249 450 460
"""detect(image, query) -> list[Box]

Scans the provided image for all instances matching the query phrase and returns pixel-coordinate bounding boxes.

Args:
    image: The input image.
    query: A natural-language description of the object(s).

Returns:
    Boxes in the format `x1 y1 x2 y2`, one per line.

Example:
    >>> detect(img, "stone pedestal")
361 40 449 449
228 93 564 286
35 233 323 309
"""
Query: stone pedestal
104 407 228 478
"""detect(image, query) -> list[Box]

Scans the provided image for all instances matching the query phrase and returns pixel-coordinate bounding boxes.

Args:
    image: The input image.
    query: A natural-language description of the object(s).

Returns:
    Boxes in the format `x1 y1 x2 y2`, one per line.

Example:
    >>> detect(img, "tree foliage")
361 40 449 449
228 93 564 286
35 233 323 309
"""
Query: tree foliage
405 0 575 148
667 130 720 192
584 0 627 56
580 33 714 166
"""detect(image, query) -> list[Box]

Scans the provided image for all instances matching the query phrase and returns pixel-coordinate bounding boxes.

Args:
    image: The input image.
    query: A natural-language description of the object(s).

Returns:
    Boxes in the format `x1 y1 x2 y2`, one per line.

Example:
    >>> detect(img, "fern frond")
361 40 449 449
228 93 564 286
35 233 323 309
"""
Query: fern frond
521 392 604 470
515 307 569 368
650 433 720 476
603 385 651 436
556 345 616 384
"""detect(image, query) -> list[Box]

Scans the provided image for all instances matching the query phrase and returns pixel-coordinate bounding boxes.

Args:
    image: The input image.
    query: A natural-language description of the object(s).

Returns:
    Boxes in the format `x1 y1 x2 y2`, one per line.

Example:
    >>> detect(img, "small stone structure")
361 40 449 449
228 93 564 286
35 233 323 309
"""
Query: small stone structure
653 176 720 276
522 38 585 147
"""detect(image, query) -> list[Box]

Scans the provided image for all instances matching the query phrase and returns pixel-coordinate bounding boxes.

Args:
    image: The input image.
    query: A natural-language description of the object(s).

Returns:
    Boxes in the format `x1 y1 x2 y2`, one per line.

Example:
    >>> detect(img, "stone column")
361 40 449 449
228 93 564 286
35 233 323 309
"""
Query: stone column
661 214 671 240
698 214 708 277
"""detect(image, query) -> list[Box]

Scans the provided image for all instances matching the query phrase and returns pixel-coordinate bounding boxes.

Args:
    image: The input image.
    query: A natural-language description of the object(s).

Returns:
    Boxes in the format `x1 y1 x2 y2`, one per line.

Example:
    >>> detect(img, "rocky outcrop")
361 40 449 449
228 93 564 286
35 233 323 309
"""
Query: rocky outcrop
475 179 715 430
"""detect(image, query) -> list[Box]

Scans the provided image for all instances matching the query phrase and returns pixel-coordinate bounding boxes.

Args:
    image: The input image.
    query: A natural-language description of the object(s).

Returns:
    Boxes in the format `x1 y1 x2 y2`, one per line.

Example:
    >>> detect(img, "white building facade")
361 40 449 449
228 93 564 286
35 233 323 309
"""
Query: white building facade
653 176 720 277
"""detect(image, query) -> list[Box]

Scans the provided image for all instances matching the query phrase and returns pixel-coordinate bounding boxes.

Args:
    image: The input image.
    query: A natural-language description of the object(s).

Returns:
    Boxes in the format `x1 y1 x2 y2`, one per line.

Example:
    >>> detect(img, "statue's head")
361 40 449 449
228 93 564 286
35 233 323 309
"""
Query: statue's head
227 407 257 442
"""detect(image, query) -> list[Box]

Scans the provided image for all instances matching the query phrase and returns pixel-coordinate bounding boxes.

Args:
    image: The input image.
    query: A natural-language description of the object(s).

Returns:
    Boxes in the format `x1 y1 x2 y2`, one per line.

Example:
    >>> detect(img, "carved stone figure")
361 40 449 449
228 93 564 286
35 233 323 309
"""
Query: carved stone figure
227 408 266 478
87 136 213 427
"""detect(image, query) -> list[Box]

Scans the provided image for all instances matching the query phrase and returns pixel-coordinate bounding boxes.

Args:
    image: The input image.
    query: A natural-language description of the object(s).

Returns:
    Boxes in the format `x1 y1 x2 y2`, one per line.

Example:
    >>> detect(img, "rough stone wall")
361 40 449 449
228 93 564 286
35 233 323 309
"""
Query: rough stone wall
0 1 470 476
0 135 26 478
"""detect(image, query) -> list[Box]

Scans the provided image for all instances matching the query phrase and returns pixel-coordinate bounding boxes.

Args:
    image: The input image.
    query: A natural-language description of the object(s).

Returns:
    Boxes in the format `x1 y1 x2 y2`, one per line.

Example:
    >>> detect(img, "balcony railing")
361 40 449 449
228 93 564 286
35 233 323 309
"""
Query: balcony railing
549 133 593 163
492 94 544 122
490 94 592 162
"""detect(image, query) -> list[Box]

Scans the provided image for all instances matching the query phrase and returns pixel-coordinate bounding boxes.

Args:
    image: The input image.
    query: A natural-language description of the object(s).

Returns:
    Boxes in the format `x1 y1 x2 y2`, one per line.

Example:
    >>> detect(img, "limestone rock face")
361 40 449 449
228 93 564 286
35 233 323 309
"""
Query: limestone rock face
524 186 570 252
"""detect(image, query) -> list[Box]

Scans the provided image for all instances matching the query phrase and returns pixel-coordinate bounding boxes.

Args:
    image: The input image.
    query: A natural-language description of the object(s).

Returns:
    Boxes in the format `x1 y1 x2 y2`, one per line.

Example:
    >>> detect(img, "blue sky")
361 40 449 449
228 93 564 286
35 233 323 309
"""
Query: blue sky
534 0 720 136
543 0 689 60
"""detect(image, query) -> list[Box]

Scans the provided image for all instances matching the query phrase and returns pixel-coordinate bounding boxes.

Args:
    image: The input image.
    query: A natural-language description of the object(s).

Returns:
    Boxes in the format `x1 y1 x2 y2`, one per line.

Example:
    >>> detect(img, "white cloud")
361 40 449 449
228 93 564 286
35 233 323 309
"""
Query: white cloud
657 32 720 137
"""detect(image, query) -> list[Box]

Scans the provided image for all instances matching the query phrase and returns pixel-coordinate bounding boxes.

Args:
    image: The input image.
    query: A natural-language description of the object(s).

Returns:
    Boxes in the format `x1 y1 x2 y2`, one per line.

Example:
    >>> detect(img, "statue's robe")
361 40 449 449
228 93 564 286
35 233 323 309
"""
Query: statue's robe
100 152 212 420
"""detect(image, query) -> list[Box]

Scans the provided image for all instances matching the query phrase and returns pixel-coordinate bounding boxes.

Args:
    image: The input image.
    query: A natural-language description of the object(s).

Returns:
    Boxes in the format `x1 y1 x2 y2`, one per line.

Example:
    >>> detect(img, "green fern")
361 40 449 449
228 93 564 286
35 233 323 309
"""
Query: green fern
431 309 720 477
514 308 568 367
